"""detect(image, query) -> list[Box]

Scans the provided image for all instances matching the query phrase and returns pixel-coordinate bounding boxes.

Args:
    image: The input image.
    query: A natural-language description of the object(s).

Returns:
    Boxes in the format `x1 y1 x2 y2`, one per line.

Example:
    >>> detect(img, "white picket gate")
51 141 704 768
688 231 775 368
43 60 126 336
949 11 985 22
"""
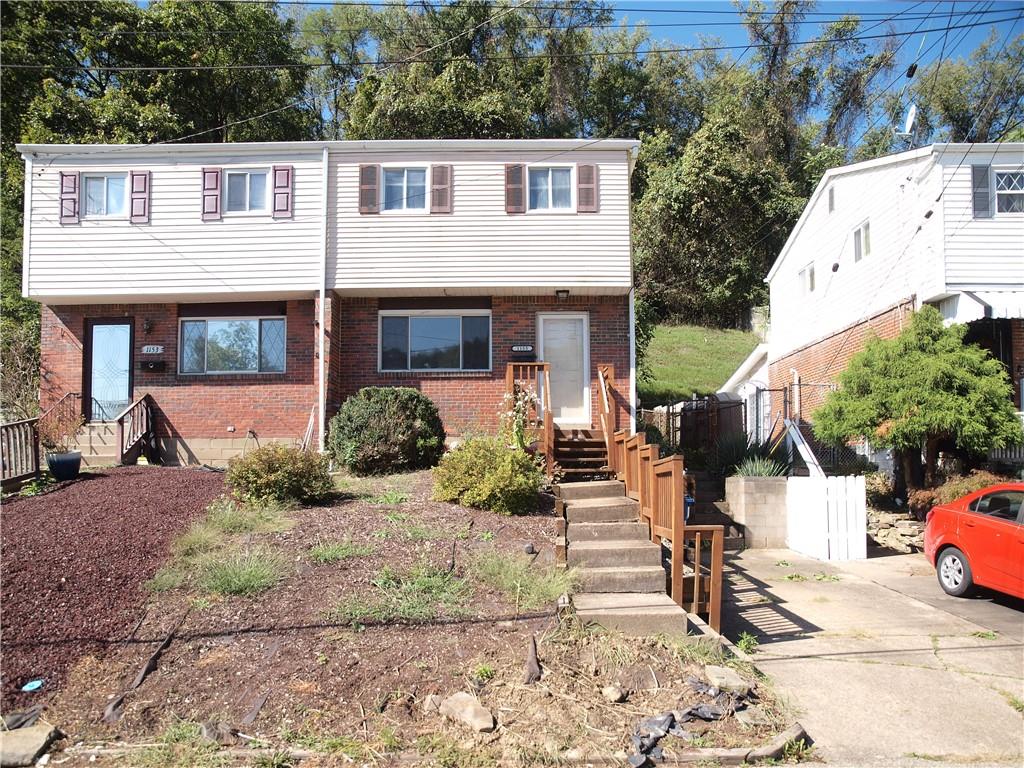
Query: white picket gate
785 475 867 561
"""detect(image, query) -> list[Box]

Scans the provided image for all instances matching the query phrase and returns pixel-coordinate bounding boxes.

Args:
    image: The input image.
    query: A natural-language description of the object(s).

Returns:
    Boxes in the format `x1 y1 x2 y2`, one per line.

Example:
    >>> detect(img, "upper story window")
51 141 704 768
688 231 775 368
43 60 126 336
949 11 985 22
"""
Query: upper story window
854 220 870 262
528 167 572 211
383 167 427 211
83 174 127 217
379 310 491 372
798 263 815 295
179 316 286 375
225 170 268 213
828 187 835 213
995 170 1024 214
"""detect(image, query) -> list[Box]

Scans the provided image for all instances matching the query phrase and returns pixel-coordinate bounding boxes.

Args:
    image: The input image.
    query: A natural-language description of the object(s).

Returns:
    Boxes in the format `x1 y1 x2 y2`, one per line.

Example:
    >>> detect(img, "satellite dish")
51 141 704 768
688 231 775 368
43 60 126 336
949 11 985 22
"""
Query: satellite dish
903 104 918 136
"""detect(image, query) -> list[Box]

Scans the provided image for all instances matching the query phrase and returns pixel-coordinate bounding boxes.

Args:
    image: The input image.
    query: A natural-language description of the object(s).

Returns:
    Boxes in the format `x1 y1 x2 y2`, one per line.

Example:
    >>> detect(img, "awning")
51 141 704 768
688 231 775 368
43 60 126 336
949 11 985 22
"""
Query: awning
936 291 1024 324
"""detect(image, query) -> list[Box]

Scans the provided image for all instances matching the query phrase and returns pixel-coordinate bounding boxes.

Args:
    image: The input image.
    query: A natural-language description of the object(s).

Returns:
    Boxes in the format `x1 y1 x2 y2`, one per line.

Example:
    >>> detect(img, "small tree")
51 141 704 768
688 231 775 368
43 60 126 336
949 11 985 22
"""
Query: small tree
813 307 1023 488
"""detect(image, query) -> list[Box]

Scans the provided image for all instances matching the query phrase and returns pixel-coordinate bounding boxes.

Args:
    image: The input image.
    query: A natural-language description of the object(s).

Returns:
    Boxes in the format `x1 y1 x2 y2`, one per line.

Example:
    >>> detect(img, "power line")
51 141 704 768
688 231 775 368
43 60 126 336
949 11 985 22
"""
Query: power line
6 13 1020 71
34 8 1005 37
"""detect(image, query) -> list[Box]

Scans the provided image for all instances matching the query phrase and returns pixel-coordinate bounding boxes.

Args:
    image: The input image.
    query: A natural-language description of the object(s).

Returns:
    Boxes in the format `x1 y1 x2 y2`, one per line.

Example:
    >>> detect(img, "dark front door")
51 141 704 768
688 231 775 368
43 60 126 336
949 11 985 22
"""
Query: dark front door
86 319 133 421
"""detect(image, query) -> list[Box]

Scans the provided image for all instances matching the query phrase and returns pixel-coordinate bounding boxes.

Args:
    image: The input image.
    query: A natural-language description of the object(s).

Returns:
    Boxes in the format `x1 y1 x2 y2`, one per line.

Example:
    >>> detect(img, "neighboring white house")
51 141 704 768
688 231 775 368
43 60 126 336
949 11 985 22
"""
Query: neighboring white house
725 142 1024 463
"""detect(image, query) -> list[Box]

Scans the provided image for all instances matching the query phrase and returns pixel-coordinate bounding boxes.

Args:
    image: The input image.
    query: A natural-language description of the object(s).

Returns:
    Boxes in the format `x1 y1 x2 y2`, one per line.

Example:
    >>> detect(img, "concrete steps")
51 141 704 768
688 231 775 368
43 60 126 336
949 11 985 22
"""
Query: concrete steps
559 478 689 637
572 592 687 636
73 423 119 467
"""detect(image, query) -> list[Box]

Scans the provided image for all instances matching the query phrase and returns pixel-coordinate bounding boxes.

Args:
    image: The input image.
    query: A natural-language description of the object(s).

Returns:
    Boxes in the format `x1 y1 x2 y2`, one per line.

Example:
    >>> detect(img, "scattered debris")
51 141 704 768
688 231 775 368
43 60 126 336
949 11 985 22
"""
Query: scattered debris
421 694 443 715
523 635 542 684
0 723 60 767
1 706 43 731
735 704 771 729
438 692 495 733
102 613 187 724
200 721 241 746
241 690 271 726
602 684 627 703
523 543 537 555
18 680 43 694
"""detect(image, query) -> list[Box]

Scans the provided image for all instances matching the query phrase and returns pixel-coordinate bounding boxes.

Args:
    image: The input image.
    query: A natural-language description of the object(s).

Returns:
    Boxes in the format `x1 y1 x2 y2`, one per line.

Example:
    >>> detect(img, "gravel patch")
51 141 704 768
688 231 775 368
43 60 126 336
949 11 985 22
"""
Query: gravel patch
1 466 225 709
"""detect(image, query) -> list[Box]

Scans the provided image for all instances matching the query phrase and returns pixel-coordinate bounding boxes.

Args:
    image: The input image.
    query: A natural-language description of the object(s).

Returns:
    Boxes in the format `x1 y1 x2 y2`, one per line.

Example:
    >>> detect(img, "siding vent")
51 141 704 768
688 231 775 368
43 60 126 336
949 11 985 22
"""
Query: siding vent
505 164 525 214
430 164 453 214
577 164 599 213
272 165 293 219
201 168 222 221
129 170 151 224
359 164 380 214
971 165 992 219
59 171 80 224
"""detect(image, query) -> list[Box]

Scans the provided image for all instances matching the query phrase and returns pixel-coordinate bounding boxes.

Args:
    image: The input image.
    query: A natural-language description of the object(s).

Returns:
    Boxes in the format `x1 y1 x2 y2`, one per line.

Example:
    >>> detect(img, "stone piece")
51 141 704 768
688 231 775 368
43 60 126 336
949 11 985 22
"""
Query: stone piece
200 721 239 746
438 692 495 733
422 694 443 714
602 684 626 703
704 664 751 696
0 724 59 767
735 704 771 728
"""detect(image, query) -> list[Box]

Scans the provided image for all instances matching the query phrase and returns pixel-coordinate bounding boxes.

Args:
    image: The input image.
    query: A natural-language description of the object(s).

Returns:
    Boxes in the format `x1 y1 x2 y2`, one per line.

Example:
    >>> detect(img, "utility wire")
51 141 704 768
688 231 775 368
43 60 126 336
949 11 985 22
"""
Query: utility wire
6 14 1021 71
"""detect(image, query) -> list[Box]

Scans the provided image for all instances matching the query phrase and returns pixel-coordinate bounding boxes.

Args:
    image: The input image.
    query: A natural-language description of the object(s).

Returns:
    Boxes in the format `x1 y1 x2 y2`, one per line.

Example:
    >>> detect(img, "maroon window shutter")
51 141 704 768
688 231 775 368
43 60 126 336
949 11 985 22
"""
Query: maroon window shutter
59 171 80 224
577 164 599 213
505 164 525 214
430 164 453 214
201 167 221 221
272 165 293 219
129 170 151 224
358 164 380 214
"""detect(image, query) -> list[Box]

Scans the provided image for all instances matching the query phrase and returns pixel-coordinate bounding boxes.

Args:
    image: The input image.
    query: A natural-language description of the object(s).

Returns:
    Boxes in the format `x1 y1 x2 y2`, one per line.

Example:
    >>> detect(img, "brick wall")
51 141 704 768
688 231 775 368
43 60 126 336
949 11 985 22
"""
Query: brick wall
40 300 317 441
767 299 916 422
332 295 632 435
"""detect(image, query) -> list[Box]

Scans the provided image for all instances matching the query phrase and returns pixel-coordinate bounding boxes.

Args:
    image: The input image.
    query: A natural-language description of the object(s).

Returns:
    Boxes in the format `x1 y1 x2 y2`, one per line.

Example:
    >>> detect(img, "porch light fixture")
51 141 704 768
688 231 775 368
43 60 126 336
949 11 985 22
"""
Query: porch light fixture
142 318 153 334
555 289 570 302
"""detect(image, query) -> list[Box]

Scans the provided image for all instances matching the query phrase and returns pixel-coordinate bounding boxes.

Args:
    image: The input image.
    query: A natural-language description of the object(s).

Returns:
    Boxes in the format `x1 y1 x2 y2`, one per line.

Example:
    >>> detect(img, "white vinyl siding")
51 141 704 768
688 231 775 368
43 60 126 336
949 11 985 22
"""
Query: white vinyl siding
25 151 323 301
328 149 631 294
941 149 1024 288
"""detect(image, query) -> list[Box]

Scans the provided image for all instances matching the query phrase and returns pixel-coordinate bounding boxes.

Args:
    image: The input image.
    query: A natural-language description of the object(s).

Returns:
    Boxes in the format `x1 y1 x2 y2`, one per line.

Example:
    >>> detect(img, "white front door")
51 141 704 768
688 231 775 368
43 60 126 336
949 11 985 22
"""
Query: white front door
538 313 590 425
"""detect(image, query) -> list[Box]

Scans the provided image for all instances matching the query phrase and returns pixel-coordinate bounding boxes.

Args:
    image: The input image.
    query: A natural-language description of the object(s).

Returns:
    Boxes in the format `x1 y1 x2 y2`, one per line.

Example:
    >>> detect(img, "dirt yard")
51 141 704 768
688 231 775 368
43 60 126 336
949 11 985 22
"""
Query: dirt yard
3 468 790 765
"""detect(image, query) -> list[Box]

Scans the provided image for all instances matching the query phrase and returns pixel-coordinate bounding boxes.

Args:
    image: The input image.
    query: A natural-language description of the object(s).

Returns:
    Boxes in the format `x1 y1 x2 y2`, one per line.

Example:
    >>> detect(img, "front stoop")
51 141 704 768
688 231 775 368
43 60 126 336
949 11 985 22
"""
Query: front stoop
560 479 689 636
75 423 119 467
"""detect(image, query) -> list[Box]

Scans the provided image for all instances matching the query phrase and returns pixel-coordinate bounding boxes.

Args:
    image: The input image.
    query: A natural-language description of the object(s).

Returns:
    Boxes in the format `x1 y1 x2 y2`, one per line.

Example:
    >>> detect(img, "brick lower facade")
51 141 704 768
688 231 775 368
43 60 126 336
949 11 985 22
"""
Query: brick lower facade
40 293 632 464
767 299 917 422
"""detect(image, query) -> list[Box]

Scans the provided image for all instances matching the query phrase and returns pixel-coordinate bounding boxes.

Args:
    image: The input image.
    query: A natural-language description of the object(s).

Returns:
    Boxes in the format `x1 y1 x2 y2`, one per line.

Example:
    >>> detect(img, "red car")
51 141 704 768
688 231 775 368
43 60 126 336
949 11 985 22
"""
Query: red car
924 482 1024 599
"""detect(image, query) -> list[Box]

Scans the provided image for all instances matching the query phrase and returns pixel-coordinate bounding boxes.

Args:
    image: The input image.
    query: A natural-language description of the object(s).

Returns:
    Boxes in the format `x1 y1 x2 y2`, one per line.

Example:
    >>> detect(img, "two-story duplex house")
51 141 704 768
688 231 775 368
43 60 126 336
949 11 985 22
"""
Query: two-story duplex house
19 139 639 465
725 143 1024 461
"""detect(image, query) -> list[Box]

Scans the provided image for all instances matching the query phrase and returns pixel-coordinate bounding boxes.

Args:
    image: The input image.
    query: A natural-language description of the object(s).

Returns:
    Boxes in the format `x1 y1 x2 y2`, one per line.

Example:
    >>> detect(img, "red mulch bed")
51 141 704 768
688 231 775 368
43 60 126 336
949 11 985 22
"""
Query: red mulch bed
0 466 225 710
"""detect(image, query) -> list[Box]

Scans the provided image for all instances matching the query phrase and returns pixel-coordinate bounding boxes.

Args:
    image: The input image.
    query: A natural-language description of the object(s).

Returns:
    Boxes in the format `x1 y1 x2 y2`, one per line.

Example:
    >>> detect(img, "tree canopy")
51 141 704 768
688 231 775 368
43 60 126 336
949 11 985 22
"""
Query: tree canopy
813 307 1024 487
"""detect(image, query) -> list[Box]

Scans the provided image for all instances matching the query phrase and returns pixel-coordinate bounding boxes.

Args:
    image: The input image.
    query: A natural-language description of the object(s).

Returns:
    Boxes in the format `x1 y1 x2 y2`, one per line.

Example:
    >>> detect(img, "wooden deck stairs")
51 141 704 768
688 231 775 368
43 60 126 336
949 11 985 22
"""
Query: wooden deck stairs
554 428 612 480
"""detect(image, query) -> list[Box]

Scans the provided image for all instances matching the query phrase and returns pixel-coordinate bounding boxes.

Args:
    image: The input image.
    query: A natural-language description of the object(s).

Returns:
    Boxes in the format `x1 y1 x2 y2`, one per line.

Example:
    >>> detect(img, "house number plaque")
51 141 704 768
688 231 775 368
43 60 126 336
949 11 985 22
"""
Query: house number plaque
142 345 164 354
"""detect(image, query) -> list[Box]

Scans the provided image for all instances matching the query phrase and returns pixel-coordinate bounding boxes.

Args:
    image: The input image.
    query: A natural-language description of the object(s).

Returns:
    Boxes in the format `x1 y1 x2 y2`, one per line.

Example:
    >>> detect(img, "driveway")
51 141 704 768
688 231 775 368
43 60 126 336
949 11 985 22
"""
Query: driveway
723 549 1024 768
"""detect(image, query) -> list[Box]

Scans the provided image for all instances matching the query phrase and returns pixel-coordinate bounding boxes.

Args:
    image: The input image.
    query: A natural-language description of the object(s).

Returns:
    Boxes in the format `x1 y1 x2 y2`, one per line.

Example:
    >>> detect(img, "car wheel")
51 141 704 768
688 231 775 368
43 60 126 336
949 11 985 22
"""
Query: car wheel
936 547 974 597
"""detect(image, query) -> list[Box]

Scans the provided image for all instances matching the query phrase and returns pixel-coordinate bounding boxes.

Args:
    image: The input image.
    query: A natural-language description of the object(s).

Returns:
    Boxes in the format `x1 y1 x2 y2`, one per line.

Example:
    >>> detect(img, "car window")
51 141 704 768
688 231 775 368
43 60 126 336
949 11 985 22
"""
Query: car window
968 490 1023 522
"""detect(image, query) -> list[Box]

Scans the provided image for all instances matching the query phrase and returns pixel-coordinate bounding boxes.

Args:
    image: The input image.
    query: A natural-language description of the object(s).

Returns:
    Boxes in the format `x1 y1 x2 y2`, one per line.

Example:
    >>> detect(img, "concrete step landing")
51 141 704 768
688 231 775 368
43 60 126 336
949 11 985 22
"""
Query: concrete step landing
573 592 688 636
577 566 666 593
567 520 649 542
568 539 661 568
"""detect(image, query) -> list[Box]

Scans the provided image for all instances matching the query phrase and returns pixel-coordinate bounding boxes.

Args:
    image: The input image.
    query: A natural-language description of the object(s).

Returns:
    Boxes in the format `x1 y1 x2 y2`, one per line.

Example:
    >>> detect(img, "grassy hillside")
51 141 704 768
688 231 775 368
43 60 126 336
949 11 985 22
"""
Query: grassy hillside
639 324 760 407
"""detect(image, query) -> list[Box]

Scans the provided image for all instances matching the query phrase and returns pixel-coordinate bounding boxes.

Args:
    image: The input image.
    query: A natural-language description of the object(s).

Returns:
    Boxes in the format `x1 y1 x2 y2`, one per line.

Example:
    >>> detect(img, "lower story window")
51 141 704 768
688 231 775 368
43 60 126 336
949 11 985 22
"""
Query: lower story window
380 312 491 371
179 317 286 374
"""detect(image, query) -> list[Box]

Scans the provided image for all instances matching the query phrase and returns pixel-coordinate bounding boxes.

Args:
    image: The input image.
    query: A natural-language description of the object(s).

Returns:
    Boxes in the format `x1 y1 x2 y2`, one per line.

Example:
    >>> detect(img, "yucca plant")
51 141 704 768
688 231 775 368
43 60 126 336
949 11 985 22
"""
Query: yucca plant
733 456 788 477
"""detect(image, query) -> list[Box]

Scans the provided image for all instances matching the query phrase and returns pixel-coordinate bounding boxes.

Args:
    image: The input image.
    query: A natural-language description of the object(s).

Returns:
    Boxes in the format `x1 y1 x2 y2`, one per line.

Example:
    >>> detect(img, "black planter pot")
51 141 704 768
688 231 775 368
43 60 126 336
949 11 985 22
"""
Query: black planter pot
46 451 82 482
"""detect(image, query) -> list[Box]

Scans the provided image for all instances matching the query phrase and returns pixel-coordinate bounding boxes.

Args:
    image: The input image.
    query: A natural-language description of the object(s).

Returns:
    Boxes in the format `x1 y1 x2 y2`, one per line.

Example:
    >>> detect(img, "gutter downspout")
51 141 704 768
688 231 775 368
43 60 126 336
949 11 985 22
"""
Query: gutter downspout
627 147 638 434
317 146 329 452
22 156 32 298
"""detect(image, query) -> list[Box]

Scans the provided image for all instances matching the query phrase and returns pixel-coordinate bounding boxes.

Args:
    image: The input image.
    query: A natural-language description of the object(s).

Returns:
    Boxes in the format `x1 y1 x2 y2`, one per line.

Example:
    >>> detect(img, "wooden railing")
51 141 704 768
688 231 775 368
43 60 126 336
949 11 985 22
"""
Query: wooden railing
505 362 554 477
596 364 616 474
609 425 725 634
115 394 154 465
1 392 82 490
1 417 40 489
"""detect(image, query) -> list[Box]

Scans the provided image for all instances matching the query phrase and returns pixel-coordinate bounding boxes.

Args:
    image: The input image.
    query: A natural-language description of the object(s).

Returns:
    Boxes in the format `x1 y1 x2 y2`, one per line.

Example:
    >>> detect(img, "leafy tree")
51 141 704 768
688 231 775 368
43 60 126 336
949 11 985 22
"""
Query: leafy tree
813 307 1023 488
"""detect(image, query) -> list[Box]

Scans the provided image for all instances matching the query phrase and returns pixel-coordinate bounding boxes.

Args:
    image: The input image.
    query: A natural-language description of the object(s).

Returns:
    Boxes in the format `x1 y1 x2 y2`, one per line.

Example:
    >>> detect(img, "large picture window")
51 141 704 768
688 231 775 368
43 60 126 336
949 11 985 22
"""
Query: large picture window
179 317 286 374
379 312 491 371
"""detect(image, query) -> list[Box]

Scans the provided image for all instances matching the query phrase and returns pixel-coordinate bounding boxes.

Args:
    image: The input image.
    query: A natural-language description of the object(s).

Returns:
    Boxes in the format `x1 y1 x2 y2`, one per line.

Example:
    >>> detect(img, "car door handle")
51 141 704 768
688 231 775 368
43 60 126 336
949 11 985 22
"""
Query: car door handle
963 520 976 527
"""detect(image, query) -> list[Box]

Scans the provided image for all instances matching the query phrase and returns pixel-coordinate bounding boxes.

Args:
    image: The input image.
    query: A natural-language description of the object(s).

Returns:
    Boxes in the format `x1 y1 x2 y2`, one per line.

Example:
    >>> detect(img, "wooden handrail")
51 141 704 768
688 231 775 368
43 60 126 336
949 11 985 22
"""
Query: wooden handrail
2 392 82 489
596 365 615 474
115 394 154 465
505 362 554 477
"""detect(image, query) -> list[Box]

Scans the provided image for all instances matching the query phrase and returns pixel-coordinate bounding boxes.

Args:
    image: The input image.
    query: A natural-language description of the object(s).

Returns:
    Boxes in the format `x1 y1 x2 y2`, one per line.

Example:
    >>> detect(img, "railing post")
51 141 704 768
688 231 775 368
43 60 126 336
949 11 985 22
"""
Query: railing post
709 529 723 634
31 421 40 480
116 416 124 465
670 458 684 605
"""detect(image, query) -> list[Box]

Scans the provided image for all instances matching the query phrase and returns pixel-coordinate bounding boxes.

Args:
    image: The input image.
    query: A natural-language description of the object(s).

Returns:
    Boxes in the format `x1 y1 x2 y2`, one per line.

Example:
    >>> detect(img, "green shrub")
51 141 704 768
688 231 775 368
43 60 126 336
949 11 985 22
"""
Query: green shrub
732 455 788 477
907 469 1012 517
432 436 544 515
225 444 332 505
328 387 445 475
709 432 789 476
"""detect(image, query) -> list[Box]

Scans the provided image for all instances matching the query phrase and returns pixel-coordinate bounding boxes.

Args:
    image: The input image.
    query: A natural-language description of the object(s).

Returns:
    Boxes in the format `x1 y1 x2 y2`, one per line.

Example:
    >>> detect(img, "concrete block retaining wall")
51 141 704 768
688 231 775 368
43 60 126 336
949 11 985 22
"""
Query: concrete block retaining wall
725 476 789 549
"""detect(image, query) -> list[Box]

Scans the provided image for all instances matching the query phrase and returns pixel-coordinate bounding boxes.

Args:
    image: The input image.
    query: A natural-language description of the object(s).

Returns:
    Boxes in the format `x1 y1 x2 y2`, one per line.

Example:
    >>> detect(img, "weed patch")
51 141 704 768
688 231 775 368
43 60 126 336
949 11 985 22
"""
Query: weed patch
308 539 375 564
136 720 224 768
736 631 759 654
783 573 807 582
198 549 285 596
144 568 185 593
813 572 840 582
471 550 576 611
205 496 294 534
372 489 409 505
970 630 998 640
327 564 471 624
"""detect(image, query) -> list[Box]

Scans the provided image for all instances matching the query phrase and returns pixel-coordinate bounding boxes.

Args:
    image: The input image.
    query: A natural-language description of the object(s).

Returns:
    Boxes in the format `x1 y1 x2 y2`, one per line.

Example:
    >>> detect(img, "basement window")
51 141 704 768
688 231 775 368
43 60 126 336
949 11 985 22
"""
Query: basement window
179 317 285 374
379 311 491 371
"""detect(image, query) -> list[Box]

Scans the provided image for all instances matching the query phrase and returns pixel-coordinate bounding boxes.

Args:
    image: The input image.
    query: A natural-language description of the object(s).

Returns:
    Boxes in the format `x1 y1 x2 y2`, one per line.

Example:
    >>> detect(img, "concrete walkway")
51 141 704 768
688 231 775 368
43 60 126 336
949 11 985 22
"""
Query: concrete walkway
722 549 1024 768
